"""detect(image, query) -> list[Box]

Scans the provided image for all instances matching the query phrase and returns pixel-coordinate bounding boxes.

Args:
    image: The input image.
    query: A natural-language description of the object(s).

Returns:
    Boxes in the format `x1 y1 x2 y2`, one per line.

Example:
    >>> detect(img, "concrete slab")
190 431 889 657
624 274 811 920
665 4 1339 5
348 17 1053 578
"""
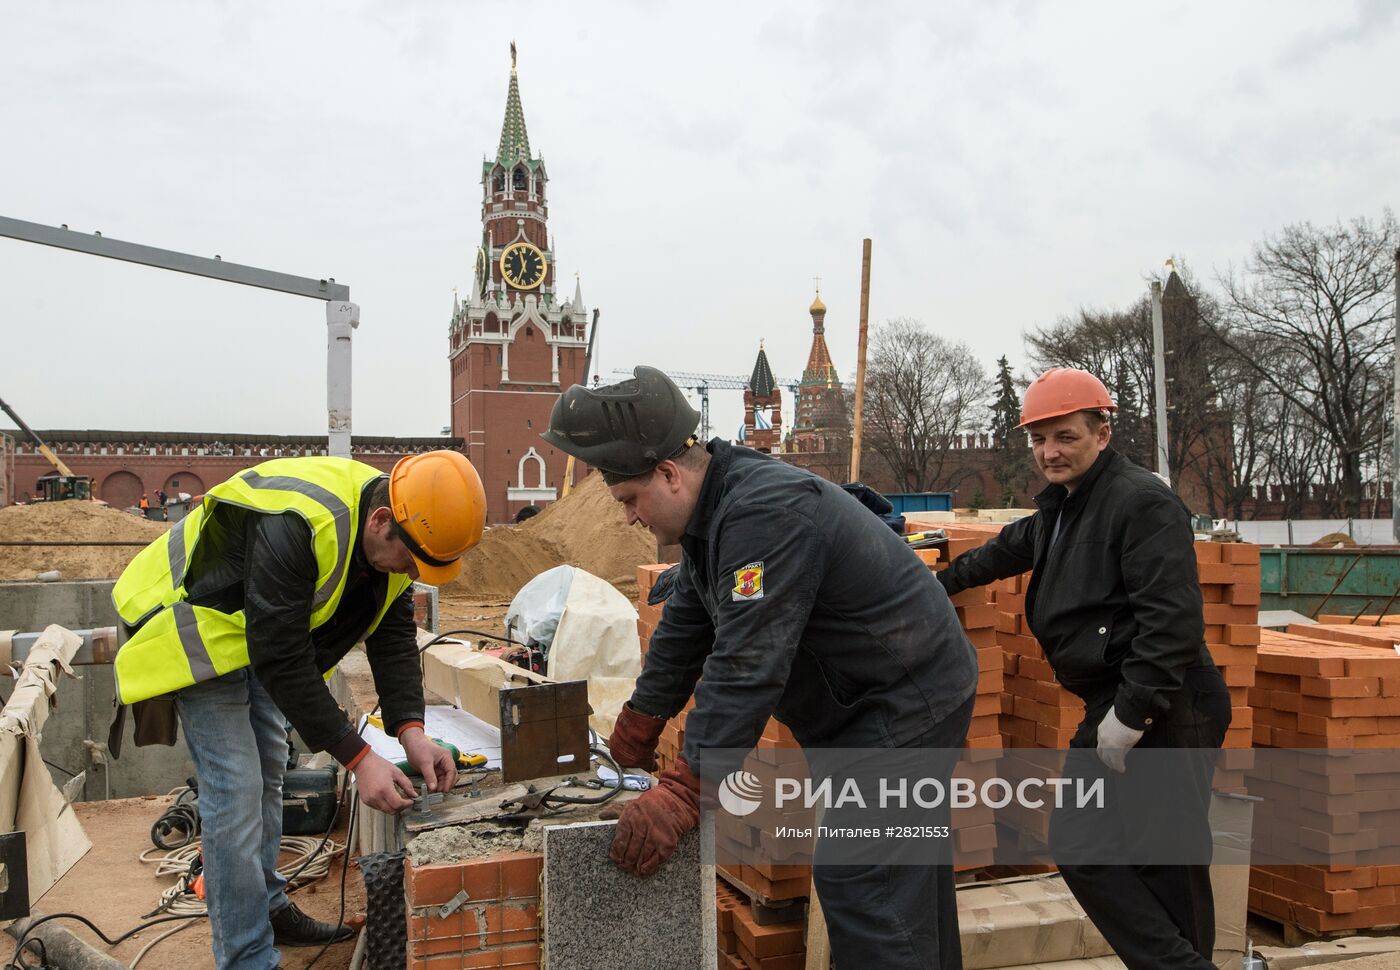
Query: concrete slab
541 817 715 970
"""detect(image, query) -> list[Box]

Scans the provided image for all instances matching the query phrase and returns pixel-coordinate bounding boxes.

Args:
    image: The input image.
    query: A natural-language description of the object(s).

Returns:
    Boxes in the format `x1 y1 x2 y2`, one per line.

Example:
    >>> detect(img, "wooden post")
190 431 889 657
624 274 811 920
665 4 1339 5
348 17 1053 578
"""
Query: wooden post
849 238 872 482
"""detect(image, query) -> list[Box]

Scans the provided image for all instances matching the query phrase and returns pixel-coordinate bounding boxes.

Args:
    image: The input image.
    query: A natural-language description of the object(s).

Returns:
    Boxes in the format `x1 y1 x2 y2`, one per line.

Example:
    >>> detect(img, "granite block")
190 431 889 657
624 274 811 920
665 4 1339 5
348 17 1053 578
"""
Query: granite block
541 818 716 969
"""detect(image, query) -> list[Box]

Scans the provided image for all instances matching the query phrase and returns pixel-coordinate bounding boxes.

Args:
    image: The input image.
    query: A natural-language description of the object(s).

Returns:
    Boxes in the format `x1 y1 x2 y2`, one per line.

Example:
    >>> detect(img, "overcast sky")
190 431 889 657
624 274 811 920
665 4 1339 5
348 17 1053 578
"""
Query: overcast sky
2 1 1396 442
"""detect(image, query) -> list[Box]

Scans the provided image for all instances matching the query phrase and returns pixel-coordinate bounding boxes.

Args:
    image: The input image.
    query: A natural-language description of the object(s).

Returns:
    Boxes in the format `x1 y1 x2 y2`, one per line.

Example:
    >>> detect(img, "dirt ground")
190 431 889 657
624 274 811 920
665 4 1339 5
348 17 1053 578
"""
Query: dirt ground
37 796 363 969
0 501 168 580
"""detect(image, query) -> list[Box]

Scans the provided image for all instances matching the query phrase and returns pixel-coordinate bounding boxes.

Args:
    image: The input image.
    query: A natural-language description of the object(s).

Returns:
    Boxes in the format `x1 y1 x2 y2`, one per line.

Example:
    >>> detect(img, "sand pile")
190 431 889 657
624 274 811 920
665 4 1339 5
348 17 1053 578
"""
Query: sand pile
447 471 656 604
0 501 169 581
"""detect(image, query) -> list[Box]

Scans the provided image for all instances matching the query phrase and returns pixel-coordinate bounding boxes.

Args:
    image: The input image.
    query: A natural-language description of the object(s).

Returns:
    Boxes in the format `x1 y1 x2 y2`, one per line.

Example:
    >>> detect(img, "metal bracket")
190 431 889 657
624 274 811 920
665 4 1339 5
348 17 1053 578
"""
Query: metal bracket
436 890 471 920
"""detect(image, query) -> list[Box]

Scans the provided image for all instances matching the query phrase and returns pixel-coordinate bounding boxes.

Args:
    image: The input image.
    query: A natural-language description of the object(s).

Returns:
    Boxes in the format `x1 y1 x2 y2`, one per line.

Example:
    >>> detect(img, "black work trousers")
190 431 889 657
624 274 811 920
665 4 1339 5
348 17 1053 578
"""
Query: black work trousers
1050 665 1232 970
811 692 975 970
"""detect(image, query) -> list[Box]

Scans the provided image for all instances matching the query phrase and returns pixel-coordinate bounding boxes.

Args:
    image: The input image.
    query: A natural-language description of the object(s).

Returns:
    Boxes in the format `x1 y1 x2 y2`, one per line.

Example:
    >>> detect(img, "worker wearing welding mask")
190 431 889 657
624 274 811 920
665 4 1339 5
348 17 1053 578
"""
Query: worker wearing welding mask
110 452 485 969
543 366 979 970
937 368 1231 970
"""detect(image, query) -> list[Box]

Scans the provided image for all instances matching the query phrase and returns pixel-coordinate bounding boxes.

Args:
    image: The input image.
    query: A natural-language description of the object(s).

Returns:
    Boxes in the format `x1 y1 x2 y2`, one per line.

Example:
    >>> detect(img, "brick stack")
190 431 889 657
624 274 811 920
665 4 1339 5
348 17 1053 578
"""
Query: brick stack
1248 630 1400 934
403 851 542 969
913 537 1002 869
1287 623 1400 651
1317 614 1400 626
1196 542 1261 754
1250 632 1400 749
730 903 807 970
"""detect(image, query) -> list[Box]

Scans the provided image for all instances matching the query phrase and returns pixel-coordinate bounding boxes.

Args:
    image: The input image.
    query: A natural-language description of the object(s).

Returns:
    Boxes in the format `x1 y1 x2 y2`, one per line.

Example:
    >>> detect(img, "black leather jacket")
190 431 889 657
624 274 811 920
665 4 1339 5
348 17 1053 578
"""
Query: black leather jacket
178 477 422 766
632 440 978 775
938 448 1213 729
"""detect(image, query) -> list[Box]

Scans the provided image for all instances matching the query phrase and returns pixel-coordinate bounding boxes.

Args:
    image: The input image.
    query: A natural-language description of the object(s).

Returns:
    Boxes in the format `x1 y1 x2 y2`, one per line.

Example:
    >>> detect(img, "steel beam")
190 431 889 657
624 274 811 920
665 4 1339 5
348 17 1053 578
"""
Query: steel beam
0 216 349 301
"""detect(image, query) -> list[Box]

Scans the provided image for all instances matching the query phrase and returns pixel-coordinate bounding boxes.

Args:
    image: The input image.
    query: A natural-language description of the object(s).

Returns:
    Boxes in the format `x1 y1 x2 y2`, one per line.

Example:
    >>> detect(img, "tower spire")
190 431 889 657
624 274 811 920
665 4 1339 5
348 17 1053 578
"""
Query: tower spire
497 43 531 164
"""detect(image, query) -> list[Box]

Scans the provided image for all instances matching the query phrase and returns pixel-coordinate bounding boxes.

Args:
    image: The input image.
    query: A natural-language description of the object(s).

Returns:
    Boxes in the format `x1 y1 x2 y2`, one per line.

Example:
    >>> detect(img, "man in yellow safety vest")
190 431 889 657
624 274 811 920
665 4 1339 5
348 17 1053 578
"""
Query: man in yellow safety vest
111 451 486 969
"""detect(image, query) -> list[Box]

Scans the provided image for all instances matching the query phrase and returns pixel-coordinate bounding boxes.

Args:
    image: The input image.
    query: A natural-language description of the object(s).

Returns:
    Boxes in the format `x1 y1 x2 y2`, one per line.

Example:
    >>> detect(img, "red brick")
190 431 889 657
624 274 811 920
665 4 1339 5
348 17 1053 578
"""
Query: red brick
733 910 805 958
499 853 542 899
406 861 463 908
1195 542 1222 563
1227 583 1261 606
1222 543 1261 564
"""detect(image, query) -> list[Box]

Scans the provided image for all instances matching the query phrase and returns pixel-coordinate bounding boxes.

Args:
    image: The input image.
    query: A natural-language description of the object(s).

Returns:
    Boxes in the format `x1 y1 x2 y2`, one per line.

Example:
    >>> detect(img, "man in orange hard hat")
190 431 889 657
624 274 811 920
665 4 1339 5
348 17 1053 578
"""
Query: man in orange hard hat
111 451 486 969
937 368 1230 970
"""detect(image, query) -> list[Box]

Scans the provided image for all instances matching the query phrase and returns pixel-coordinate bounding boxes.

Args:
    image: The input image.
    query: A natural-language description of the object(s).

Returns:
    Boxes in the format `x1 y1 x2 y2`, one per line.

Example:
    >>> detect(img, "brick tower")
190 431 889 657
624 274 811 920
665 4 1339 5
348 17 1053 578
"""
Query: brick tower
785 289 850 482
741 343 782 453
447 45 590 524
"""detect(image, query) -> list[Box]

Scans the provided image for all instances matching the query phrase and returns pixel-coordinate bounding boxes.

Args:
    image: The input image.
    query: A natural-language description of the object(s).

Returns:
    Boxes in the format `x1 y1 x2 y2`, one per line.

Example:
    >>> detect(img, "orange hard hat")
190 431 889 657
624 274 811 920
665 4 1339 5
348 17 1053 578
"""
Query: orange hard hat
388 450 487 586
1018 368 1117 428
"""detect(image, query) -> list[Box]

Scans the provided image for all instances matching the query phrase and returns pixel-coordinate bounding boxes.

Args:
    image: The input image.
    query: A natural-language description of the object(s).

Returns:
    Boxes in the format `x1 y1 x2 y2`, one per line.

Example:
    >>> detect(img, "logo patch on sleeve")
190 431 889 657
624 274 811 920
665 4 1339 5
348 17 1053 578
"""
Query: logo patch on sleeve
732 562 765 601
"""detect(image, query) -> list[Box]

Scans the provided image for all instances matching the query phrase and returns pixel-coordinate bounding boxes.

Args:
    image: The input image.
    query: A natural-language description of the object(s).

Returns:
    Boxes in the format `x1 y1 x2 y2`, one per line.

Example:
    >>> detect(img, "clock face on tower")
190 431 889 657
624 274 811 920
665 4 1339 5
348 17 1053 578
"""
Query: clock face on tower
499 241 547 290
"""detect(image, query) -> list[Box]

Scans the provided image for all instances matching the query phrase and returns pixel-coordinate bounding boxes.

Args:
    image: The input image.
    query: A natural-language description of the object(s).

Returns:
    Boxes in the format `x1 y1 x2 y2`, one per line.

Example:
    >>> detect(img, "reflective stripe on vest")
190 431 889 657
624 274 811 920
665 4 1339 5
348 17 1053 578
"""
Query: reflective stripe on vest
110 457 412 704
237 469 352 611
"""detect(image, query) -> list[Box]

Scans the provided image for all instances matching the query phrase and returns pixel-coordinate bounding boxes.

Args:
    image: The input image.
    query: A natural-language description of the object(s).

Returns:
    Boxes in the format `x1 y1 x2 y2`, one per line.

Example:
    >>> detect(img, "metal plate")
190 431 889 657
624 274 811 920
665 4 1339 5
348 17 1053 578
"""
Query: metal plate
0 831 30 921
498 680 591 783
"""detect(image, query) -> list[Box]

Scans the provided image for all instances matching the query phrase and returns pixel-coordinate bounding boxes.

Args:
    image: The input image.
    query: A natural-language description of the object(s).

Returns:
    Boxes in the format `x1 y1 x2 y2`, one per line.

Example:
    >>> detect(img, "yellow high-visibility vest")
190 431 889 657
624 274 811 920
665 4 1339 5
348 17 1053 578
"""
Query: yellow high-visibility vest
111 457 413 705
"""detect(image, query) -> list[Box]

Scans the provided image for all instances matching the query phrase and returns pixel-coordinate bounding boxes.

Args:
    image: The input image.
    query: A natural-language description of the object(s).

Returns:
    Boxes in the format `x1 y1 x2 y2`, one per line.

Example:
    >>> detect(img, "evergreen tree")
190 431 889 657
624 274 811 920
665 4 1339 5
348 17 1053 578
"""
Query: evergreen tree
1111 361 1148 468
990 357 1031 506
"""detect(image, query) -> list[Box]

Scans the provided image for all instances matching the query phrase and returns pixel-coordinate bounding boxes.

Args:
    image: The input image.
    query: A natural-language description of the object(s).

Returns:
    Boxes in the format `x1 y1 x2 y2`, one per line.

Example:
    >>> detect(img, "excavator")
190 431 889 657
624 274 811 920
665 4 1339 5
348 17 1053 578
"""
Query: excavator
0 396 93 502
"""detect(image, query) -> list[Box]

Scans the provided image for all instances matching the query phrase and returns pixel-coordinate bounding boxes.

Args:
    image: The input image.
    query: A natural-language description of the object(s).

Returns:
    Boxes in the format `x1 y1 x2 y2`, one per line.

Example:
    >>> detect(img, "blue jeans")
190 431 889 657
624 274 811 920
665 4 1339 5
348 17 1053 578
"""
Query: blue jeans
177 669 290 970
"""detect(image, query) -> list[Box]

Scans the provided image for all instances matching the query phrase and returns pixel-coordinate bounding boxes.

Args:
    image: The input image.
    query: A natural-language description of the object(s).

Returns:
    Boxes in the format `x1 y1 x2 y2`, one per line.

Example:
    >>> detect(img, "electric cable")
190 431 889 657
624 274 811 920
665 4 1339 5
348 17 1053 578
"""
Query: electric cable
149 785 200 850
126 919 196 970
6 913 200 970
417 627 522 654
15 937 45 970
138 834 345 917
541 745 626 807
303 783 358 969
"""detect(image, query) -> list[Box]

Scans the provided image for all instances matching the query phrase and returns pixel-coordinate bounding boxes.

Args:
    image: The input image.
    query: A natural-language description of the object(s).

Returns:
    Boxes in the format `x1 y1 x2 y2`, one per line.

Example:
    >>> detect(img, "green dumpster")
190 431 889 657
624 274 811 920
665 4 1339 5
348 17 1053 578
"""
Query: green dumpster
1259 547 1400 618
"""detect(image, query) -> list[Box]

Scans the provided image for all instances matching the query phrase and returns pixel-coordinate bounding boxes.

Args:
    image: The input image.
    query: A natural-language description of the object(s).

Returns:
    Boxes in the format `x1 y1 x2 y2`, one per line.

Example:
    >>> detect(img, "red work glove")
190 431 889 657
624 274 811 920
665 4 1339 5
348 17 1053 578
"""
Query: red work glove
607 702 668 772
602 757 701 877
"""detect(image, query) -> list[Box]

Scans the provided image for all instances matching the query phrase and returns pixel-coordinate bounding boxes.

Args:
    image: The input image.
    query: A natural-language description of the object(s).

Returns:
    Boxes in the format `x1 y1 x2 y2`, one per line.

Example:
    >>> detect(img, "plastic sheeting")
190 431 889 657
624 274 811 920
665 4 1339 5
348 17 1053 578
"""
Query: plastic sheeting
506 566 641 737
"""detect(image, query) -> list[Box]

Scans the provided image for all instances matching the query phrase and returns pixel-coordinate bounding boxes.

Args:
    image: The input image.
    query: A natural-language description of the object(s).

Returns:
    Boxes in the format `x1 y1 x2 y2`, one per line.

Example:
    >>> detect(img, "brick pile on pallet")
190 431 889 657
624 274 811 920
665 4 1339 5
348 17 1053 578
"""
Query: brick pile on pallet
911 539 1002 869
1248 629 1400 935
402 850 543 969
715 871 807 970
1287 623 1400 651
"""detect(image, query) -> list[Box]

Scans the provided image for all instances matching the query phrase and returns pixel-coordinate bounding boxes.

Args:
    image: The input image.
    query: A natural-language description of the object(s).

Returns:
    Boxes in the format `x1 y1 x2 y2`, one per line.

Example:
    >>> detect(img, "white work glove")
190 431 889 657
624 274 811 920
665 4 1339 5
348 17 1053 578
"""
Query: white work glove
1095 707 1145 774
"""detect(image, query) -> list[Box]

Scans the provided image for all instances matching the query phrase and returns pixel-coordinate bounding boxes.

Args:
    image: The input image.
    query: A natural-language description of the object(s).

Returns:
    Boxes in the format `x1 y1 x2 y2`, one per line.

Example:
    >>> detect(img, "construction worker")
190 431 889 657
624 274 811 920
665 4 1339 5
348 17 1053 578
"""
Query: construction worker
542 366 978 970
936 368 1230 970
139 493 150 511
110 452 486 969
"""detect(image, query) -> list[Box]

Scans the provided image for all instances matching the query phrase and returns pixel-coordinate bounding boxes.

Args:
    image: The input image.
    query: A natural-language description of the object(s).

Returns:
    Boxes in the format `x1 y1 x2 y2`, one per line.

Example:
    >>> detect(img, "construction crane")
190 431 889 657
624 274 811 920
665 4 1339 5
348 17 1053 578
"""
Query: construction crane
0 396 93 502
610 369 802 441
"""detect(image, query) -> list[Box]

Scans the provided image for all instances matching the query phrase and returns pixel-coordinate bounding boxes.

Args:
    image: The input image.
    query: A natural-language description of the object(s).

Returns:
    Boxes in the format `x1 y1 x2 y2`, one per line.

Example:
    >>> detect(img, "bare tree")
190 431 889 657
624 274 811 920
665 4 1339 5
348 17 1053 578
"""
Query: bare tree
1217 213 1398 517
863 319 988 492
1025 264 1235 513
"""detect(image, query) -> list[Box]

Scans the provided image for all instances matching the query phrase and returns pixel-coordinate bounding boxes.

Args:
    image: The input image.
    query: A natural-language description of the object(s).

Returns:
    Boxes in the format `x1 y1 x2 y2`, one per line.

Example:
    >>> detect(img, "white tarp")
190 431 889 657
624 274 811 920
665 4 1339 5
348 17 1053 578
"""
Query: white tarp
0 625 92 905
506 565 641 736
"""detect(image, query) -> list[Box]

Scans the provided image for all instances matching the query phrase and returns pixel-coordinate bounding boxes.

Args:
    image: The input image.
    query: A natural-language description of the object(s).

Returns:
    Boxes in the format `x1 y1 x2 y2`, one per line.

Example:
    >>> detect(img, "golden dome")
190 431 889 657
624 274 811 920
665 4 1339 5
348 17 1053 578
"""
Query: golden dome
810 290 826 313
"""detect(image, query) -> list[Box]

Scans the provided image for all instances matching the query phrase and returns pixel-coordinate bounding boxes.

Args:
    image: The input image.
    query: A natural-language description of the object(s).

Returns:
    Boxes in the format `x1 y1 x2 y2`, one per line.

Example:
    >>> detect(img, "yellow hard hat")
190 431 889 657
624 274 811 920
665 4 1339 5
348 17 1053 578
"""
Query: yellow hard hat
388 450 486 586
